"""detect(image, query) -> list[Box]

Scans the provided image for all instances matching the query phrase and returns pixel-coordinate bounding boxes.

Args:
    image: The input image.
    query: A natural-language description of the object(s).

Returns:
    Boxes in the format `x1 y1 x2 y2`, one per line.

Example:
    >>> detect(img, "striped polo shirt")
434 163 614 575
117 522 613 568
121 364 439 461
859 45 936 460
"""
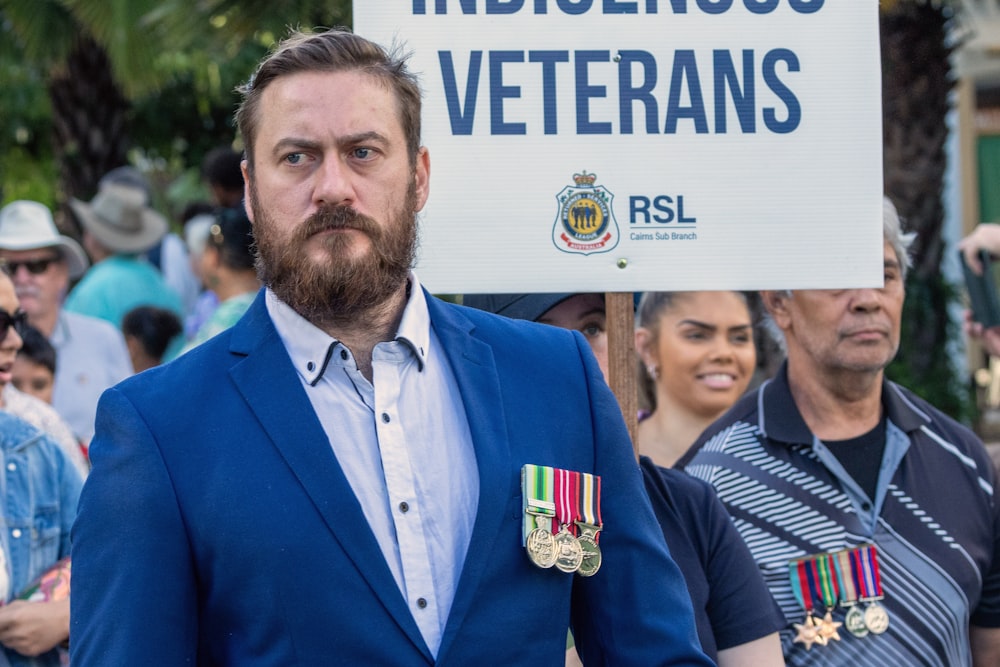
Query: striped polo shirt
680 363 1000 666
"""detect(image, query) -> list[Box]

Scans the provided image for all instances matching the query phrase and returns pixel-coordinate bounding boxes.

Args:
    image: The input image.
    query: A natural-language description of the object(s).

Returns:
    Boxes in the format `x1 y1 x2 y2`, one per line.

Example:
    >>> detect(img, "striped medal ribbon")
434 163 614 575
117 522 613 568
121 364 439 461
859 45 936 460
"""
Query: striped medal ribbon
522 464 557 569
857 544 889 635
833 547 869 638
811 553 843 644
552 467 583 573
575 471 603 577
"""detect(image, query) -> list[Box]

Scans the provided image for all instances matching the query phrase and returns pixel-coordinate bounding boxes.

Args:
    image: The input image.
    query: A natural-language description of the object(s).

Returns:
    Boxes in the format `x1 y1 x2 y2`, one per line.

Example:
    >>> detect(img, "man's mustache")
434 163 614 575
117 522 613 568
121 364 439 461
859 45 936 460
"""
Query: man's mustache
302 205 380 237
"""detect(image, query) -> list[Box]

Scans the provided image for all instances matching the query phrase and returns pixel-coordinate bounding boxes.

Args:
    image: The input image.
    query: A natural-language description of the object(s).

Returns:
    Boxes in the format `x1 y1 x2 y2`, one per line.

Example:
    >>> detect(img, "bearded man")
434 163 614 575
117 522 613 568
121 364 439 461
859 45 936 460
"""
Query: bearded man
70 29 711 666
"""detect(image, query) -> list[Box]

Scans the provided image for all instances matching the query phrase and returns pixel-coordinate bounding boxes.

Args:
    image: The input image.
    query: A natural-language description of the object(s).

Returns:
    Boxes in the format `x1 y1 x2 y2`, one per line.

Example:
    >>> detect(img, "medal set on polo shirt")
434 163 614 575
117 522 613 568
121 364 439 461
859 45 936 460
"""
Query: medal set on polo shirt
521 464 603 576
790 544 889 650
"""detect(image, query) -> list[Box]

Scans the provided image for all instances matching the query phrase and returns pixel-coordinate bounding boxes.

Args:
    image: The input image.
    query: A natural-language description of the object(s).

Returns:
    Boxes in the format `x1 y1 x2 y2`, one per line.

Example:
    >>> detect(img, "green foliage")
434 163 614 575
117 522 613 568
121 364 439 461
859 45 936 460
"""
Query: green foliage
886 273 974 423
0 148 58 206
0 16 56 204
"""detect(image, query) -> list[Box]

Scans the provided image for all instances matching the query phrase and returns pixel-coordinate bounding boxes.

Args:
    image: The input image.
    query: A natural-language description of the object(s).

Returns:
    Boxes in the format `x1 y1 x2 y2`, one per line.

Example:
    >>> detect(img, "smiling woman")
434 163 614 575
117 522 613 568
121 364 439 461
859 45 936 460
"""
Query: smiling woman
635 290 756 468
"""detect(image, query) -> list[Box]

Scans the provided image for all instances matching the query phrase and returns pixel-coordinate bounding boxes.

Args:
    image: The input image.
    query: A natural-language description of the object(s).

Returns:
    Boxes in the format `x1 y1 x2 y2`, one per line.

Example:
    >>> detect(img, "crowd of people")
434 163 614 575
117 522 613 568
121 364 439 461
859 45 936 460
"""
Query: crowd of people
0 25 997 667
0 145 256 664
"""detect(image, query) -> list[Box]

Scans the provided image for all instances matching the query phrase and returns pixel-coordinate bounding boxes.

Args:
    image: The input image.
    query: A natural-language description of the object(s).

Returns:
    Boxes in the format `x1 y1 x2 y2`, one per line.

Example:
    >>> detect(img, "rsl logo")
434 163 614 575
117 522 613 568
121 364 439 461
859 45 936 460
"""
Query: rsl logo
551 171 620 256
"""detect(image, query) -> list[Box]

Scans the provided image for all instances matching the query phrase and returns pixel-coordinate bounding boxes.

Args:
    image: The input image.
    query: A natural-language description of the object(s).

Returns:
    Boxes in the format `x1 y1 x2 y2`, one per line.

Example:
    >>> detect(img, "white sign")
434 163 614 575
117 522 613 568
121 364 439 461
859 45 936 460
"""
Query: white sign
354 1 884 293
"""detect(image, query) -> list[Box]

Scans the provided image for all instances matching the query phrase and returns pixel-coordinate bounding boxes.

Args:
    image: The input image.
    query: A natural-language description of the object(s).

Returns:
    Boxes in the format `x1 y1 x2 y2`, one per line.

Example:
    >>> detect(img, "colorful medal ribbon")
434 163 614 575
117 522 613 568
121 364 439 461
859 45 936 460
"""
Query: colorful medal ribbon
552 468 583 573
521 464 555 542
790 557 825 650
575 471 603 577
522 464 557 569
833 547 869 638
554 467 576 535
521 465 603 575
812 554 842 643
856 544 890 635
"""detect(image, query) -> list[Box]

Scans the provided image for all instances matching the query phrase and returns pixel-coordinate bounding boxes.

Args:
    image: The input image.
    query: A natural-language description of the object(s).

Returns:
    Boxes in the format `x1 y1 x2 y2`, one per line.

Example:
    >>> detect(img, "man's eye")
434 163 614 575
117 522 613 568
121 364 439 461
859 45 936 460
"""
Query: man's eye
285 153 305 165
353 147 373 159
581 324 601 338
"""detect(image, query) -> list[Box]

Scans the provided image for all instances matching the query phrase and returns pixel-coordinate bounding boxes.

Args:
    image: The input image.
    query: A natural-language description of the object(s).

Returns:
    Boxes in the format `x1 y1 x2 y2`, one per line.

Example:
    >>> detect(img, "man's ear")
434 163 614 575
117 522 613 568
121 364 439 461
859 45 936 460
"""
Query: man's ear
241 160 254 223
760 291 791 330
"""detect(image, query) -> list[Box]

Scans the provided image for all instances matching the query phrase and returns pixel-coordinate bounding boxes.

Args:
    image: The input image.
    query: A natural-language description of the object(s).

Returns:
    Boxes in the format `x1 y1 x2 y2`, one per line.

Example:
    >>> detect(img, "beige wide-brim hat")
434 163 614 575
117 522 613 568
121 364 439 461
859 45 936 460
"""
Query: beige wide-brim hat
69 182 168 255
0 200 90 279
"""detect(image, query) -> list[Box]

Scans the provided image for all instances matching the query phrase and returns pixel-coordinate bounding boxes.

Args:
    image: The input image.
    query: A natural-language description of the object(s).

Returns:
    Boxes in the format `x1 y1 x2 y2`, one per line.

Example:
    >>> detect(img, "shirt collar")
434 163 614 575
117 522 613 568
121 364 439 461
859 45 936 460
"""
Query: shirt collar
760 360 929 445
265 271 430 386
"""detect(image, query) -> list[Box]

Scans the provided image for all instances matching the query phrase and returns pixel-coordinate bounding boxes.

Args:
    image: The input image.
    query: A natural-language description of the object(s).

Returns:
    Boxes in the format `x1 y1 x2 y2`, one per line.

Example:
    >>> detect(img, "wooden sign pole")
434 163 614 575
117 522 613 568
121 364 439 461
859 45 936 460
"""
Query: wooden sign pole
605 292 638 456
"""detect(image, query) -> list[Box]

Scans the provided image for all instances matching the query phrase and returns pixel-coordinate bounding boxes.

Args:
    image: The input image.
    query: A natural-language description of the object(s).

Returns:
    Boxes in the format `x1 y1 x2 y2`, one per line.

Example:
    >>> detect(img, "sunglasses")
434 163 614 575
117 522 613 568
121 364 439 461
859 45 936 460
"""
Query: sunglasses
0 309 27 336
0 256 60 276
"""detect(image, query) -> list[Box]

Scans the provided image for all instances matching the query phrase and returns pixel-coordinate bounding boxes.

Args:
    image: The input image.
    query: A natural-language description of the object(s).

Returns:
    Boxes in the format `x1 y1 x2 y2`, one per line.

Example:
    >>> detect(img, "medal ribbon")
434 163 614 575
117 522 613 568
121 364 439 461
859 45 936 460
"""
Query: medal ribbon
790 558 816 617
577 472 603 543
554 467 577 534
814 553 839 611
833 548 860 606
860 544 884 600
521 464 555 543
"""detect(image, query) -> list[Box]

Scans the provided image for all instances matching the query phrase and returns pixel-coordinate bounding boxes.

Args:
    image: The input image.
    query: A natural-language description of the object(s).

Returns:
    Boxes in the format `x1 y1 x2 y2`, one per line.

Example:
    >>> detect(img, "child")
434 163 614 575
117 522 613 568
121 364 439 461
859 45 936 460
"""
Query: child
12 325 57 405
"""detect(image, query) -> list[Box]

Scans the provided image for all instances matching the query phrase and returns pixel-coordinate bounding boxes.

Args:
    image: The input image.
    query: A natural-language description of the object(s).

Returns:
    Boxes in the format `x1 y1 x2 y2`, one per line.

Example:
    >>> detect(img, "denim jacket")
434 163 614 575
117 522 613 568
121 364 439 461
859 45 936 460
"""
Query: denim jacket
0 412 83 667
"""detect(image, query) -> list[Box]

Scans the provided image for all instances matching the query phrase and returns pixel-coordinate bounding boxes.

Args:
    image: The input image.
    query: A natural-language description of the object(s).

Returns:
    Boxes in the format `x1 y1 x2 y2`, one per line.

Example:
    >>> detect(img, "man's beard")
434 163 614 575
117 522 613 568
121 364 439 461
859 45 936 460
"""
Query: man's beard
250 180 418 325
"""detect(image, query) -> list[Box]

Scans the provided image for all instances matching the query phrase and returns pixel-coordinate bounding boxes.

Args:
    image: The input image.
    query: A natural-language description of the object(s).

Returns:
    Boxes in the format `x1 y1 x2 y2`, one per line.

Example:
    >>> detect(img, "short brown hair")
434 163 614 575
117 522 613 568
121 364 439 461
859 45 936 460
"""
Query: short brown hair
236 28 422 171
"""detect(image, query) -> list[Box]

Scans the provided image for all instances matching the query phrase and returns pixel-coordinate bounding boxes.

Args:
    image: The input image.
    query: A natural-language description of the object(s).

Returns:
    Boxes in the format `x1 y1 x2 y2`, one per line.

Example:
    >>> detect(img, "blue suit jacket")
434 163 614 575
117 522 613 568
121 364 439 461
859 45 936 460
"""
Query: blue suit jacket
71 291 710 666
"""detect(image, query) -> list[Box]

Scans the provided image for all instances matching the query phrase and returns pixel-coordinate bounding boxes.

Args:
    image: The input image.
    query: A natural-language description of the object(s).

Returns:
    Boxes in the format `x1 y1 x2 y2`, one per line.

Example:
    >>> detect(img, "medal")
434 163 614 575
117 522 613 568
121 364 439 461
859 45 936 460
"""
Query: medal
789 557 827 649
792 614 824 650
553 526 584 572
863 602 889 634
844 606 868 638
553 468 583 573
525 525 556 568
813 554 842 644
521 465 603 575
521 465 557 569
833 548 868 638
575 471 603 577
857 545 889 635
575 524 602 577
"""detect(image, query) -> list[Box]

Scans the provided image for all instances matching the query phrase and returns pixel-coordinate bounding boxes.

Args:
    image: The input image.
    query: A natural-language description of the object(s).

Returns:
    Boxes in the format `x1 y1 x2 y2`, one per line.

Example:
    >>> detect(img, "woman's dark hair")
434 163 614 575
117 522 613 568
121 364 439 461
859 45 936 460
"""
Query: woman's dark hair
207 206 256 272
122 306 183 362
17 324 57 375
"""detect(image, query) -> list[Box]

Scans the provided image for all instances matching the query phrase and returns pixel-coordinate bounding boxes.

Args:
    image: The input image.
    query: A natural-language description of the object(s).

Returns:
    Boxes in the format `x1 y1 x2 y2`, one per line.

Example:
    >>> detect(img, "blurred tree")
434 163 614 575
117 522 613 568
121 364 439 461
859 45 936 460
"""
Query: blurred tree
0 0 350 225
881 0 971 421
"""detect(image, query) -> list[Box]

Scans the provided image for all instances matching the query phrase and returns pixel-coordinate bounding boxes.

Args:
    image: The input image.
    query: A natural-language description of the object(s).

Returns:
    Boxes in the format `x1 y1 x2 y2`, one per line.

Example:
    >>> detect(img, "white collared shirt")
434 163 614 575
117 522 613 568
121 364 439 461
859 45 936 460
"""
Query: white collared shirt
266 274 478 656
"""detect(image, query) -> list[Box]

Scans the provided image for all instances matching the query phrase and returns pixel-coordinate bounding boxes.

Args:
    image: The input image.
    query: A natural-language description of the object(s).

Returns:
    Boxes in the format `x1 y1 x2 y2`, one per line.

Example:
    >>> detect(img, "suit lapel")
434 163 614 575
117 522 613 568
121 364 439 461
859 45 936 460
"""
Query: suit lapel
427 297 514 661
227 294 432 660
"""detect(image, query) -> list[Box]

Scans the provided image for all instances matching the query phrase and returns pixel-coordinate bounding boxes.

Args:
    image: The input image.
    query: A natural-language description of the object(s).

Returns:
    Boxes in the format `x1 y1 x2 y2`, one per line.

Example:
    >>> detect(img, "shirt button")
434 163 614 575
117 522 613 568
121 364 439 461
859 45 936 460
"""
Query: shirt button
11 529 21 539
5 463 14 472
340 349 348 360
416 597 427 609
861 502 871 511
399 502 409 513
381 413 391 423
306 361 315 372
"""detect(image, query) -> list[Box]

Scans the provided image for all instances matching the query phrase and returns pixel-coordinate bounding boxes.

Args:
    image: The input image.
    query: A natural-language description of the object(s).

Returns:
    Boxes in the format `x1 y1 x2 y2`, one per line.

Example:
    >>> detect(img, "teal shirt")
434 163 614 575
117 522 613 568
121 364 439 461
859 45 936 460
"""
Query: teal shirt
178 291 256 356
65 255 183 328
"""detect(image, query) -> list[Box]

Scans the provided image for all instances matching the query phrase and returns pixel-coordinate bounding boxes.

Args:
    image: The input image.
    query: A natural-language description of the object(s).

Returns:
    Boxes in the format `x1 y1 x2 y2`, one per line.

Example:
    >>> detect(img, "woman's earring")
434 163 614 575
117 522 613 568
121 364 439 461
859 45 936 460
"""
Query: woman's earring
647 364 659 379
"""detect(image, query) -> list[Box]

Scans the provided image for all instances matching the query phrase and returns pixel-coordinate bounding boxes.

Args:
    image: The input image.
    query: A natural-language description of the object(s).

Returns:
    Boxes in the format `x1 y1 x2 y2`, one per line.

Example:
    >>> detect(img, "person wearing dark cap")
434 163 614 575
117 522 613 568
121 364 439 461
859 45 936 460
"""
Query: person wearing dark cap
0 200 133 445
463 293 609 379
64 180 182 330
178 206 259 354
465 291 784 667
